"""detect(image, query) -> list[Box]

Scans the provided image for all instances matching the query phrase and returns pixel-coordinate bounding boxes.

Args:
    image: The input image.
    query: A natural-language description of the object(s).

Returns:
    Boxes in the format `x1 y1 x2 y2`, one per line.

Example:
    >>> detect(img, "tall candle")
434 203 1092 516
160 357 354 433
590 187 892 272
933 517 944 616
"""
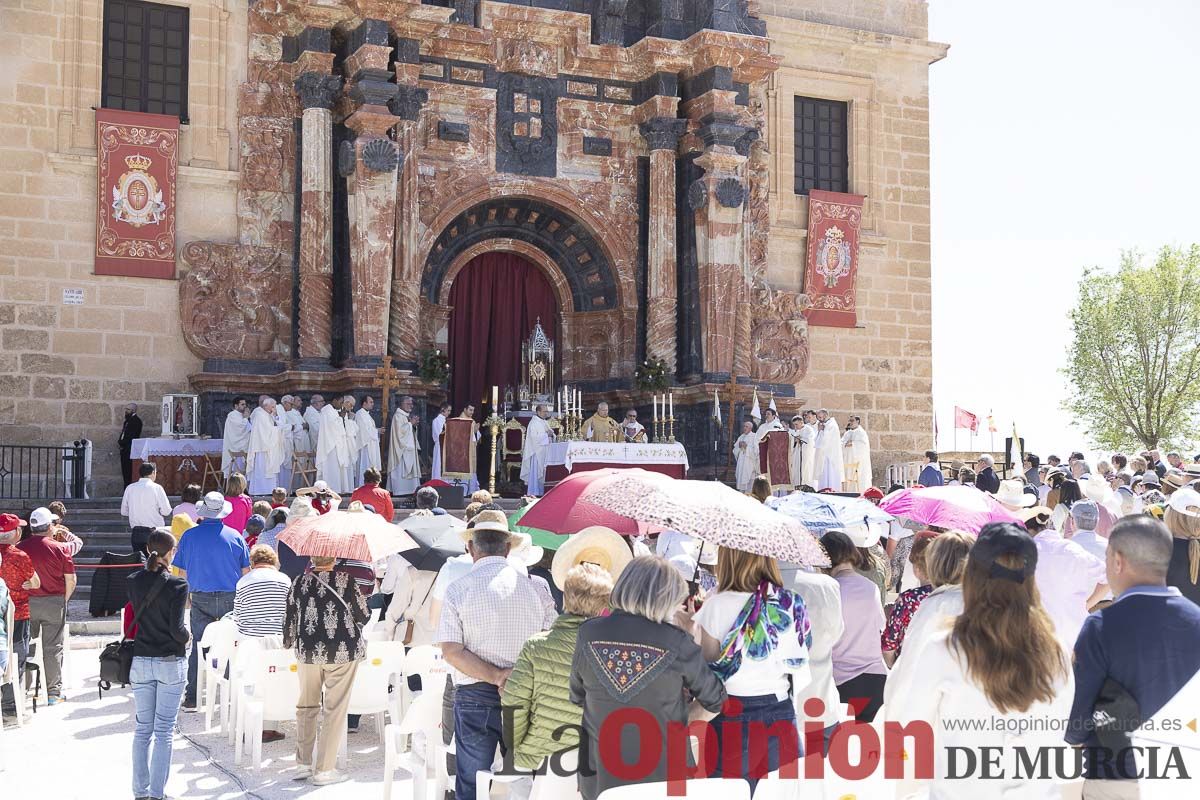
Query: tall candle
652 394 658 421
669 392 673 418
492 385 498 409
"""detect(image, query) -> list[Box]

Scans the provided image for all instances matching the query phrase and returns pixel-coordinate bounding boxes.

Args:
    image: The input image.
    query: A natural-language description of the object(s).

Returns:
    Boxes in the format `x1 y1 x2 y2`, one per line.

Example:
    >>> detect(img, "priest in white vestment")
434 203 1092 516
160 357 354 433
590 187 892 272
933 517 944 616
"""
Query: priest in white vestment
430 402 451 481
221 397 252 475
521 404 555 496
303 394 325 453
756 408 787 440
813 409 845 491
387 395 421 495
789 415 810 489
246 398 285 495
734 420 760 493
355 395 383 476
800 410 818 486
841 415 874 493
316 396 355 493
283 396 308 481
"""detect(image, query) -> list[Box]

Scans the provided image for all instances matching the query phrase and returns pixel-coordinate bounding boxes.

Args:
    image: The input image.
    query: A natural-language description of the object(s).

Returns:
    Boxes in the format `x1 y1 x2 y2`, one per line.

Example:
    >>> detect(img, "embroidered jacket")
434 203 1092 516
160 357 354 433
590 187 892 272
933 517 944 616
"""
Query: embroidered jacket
283 569 369 665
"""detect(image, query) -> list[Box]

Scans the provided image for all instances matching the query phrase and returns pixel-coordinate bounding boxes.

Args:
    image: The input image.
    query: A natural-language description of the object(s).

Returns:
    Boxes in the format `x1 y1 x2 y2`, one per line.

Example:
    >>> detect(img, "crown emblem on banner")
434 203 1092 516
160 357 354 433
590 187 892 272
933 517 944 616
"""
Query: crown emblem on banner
124 153 153 171
823 225 845 242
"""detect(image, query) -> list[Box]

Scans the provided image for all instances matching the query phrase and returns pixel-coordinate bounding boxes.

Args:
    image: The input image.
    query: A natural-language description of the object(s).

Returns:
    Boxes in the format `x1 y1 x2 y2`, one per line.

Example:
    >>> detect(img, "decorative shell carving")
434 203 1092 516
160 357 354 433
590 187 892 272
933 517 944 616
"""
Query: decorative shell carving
361 138 399 173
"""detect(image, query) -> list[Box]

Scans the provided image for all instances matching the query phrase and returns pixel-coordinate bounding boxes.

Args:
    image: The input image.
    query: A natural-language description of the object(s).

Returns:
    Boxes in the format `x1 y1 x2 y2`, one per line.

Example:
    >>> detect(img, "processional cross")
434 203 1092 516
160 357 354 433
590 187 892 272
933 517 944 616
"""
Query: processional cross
724 373 739 482
374 355 402 422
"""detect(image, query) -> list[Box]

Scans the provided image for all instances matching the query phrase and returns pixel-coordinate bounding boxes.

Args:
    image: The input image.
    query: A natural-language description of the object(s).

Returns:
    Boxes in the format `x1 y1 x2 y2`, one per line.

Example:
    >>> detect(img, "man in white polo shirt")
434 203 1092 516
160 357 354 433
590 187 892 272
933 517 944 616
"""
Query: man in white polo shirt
119 461 171 555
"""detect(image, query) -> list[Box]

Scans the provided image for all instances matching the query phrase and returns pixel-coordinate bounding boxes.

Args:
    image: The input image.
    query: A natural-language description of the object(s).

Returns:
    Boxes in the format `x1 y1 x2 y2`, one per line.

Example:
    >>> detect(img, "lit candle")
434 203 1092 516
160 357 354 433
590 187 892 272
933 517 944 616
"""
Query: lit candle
492 385 498 409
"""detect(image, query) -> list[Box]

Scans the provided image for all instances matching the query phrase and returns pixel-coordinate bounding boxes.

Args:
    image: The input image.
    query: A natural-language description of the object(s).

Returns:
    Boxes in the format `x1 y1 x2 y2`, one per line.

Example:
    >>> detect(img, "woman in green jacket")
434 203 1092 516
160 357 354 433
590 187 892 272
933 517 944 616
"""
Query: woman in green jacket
501 562 615 771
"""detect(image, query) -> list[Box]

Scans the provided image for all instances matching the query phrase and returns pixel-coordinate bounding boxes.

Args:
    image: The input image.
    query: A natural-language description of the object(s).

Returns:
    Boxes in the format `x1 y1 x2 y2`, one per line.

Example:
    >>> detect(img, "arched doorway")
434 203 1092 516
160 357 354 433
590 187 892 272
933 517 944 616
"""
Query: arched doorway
446 251 560 417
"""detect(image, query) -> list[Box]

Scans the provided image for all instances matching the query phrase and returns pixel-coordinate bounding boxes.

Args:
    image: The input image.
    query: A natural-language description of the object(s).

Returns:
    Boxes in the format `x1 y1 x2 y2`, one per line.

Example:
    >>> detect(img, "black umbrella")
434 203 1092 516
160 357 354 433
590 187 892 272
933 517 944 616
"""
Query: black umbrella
397 525 466 573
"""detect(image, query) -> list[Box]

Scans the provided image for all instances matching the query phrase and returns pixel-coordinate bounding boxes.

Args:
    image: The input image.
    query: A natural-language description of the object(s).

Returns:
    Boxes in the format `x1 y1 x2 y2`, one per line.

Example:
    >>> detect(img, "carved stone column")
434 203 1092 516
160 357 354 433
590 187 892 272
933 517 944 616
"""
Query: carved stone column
342 20 401 364
640 118 687 373
293 71 342 361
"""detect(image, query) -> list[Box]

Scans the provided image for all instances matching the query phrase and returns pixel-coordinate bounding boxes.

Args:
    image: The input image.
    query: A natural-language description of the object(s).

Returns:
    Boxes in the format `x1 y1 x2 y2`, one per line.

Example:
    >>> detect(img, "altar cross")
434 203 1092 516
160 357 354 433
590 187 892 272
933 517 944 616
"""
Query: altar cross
374 355 402 422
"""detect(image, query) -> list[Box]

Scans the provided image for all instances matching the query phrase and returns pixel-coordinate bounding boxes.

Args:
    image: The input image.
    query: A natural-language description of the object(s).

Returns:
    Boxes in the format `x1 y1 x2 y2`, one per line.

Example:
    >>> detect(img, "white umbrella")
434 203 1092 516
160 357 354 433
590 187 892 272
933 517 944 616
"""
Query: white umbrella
583 474 829 567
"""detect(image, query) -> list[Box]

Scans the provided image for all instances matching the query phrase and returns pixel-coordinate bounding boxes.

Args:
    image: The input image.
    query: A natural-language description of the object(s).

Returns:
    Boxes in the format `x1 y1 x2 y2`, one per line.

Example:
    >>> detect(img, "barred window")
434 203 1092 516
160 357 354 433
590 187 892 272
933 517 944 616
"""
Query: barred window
102 0 189 121
793 96 848 195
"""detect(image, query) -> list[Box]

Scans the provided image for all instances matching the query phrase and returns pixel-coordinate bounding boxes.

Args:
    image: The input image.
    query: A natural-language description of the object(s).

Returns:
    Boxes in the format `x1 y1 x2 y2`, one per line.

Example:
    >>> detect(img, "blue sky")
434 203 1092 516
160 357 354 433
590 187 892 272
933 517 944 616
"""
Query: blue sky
927 0 1200 458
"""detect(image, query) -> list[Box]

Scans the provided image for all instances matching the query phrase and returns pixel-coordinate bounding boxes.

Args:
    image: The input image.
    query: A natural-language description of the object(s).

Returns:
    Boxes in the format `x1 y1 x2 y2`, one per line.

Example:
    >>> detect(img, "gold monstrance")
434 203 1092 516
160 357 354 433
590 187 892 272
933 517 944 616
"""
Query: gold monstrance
519 318 555 410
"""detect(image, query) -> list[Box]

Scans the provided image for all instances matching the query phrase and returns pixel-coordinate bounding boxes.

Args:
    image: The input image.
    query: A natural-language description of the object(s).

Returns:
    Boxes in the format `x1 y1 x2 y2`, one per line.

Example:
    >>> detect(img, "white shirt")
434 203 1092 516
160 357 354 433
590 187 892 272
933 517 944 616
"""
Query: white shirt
1070 529 1108 563
694 589 810 700
781 566 845 727
1033 530 1107 649
883 584 964 709
120 477 171 528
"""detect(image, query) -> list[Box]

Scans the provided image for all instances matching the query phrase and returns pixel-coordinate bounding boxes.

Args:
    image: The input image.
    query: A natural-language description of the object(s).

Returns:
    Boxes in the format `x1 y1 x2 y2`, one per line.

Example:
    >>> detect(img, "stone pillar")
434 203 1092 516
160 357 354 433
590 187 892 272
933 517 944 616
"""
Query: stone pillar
387 76 428 361
342 20 401 364
293 71 342 361
640 118 687 374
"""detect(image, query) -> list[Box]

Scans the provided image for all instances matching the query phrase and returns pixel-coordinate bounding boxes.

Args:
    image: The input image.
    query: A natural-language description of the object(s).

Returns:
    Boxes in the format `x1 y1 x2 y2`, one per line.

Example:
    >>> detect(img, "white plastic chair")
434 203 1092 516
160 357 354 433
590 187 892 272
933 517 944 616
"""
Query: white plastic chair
384 688 445 800
338 641 406 769
401 644 449 713
529 749 581 800
475 744 531 800
598 778 751 800
225 636 267 745
196 618 236 731
237 648 301 770
751 771 798 800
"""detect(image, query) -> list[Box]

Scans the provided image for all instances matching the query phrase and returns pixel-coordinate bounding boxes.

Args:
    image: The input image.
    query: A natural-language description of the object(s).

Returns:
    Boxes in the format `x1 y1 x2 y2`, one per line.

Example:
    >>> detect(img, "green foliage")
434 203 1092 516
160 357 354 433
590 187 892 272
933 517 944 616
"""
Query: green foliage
417 348 450 385
634 356 671 393
1062 246 1200 450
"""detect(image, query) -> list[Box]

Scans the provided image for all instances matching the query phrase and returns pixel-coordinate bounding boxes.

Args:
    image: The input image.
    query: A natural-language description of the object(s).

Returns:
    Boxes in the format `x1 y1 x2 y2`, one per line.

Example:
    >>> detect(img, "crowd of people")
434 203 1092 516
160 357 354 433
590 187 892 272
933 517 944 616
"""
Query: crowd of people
2 443 1200 800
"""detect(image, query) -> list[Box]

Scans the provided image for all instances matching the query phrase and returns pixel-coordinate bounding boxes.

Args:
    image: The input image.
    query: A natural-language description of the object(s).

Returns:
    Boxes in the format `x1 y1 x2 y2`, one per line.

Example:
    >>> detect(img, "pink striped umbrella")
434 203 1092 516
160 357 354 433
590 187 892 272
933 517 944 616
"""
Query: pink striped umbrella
277 503 417 561
879 485 1023 533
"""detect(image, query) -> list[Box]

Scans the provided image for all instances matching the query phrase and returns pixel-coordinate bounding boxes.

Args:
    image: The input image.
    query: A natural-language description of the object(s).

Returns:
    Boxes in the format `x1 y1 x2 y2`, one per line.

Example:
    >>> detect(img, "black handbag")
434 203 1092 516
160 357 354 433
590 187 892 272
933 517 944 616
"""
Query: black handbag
98 574 168 696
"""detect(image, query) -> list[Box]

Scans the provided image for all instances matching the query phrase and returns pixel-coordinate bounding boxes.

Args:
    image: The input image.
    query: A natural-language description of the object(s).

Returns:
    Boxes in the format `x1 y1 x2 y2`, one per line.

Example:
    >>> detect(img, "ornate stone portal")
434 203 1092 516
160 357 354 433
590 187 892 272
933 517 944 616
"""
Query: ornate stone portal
180 0 813 466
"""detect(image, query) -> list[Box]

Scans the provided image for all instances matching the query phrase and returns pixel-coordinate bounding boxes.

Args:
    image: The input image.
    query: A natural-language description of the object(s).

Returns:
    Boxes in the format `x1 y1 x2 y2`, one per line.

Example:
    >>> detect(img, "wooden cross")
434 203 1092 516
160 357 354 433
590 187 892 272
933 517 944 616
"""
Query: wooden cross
724 373 739 482
374 355 402 422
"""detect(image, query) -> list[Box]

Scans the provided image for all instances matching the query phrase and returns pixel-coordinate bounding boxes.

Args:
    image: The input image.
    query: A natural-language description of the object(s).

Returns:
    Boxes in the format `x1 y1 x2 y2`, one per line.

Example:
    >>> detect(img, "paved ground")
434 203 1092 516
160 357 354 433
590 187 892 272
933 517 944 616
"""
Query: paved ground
2 648 416 799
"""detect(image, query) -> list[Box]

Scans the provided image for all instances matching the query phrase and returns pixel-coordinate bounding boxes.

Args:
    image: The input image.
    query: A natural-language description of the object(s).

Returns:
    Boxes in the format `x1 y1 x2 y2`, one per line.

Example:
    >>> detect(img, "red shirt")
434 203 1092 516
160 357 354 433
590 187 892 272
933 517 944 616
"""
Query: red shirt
17 535 76 597
313 497 334 515
350 484 394 522
0 543 36 620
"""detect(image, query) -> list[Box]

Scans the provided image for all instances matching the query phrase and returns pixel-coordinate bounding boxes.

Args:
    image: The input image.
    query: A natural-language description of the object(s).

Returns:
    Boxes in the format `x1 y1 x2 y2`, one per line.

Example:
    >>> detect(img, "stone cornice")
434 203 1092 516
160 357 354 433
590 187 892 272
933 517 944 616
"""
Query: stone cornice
764 16 950 65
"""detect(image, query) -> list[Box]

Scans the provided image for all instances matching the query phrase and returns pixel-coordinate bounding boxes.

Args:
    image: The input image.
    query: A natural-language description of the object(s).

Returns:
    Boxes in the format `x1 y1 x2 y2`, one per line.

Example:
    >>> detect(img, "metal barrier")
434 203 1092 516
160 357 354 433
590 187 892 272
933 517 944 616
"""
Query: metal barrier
0 441 89 500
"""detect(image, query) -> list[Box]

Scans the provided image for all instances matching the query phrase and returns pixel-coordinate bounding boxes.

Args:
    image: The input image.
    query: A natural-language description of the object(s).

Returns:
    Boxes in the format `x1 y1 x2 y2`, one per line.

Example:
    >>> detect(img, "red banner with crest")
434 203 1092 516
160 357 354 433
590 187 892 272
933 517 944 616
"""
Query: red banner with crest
803 190 866 327
95 109 179 279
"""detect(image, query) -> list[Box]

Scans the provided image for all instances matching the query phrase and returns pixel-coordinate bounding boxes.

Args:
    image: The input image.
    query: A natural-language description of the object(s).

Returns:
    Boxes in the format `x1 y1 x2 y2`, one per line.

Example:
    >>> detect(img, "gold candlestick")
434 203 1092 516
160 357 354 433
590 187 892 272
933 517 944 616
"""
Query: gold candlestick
485 413 503 495
668 415 676 444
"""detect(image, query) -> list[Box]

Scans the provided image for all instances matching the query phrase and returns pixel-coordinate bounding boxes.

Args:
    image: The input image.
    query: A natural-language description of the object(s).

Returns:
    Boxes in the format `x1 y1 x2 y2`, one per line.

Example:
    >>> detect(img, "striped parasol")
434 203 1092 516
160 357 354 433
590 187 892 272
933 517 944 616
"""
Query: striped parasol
277 501 417 561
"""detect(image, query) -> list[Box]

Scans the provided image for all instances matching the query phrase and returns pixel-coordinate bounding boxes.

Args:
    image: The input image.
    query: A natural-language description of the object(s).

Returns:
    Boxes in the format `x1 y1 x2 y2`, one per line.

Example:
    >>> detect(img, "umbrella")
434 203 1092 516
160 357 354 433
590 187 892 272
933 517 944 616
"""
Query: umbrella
508 503 572 551
397 524 466 573
878 485 1022 533
765 492 893 533
278 503 417 561
583 474 829 567
400 512 466 539
516 468 666 536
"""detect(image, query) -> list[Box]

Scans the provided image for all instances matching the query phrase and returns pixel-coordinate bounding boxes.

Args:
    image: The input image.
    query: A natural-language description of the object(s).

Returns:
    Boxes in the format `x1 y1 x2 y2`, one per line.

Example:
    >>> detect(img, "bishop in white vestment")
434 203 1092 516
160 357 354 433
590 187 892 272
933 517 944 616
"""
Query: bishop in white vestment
841 416 874 493
355 396 383 475
387 396 421 495
813 410 845 491
221 397 252 475
734 420 760 493
430 403 451 481
246 398 285 495
316 397 355 493
521 405 555 496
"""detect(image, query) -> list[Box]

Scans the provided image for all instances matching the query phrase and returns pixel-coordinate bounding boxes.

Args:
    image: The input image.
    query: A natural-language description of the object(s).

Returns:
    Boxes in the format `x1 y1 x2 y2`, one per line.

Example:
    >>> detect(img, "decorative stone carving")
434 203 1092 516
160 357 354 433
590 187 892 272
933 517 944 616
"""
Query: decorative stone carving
389 85 429 122
715 177 746 208
497 38 558 78
294 72 342 110
639 118 687 152
687 178 708 211
179 242 290 359
361 138 399 173
750 278 811 384
338 140 357 178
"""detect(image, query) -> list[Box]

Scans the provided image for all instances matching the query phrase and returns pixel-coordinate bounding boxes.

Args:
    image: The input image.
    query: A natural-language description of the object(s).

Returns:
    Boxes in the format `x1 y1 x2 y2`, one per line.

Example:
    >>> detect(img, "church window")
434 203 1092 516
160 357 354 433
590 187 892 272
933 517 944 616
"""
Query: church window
793 96 848 195
102 0 190 121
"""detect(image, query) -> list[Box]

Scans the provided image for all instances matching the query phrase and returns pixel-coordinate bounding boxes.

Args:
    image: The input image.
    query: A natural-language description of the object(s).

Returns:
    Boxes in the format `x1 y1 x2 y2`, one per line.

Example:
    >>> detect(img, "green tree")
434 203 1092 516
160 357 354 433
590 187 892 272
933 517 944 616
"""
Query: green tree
1063 245 1200 450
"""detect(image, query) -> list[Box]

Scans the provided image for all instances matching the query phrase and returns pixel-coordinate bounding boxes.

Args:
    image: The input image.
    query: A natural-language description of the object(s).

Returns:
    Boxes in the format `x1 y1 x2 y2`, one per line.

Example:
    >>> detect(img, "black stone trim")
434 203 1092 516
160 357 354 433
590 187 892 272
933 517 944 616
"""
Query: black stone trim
201 359 288 376
680 66 734 104
331 122 354 366
417 57 497 88
636 155 649 365
421 197 618 313
348 18 390 53
349 70 399 107
337 140 357 178
633 72 679 104
298 27 332 55
291 116 302 359
496 73 558 178
389 85 429 121
696 112 753 149
438 120 470 142
294 72 343 111
686 178 707 211
676 151 703 380
735 128 759 157
394 37 420 65
734 82 750 106
281 36 299 64
640 117 687 151
582 137 612 156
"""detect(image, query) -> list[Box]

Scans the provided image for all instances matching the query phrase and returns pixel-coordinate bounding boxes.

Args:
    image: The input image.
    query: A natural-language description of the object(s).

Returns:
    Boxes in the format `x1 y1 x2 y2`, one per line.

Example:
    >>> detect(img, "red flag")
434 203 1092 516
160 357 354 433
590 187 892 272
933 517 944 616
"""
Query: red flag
954 407 979 432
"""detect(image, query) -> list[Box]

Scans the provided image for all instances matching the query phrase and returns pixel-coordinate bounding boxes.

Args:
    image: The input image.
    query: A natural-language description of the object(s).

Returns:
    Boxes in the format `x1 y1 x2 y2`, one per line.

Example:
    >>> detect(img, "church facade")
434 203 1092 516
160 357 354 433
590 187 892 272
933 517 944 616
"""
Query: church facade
0 0 946 495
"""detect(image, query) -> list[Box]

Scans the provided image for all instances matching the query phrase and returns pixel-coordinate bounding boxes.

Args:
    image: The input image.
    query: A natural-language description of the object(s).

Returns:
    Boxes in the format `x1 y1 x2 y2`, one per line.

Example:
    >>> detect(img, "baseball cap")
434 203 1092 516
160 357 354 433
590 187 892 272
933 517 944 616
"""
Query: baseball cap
197 491 233 519
1070 500 1100 530
244 514 266 532
1141 470 1161 488
970 522 1038 584
29 507 60 528
0 513 27 533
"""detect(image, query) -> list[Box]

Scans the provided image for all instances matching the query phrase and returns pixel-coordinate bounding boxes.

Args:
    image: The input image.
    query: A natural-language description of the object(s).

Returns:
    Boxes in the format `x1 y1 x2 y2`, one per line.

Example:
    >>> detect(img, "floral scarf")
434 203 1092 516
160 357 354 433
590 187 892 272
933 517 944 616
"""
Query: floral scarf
709 581 812 683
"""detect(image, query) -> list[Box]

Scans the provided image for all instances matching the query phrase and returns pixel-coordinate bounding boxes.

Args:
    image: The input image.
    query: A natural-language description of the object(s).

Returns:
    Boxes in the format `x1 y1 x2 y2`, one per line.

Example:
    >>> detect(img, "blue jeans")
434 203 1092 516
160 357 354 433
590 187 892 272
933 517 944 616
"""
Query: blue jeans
131 656 187 799
1 619 29 713
710 694 799 791
186 591 235 703
453 682 506 800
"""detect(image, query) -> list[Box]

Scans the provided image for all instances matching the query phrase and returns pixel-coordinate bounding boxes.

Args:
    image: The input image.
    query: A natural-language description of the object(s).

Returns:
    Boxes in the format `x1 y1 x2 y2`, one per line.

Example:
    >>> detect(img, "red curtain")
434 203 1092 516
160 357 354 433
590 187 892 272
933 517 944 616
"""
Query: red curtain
447 252 559 417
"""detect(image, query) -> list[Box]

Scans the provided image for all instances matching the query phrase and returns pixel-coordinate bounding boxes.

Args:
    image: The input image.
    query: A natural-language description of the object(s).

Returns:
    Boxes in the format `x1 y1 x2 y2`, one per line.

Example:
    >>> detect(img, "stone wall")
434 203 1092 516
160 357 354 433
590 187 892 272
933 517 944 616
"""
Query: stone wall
0 0 242 497
764 0 929 40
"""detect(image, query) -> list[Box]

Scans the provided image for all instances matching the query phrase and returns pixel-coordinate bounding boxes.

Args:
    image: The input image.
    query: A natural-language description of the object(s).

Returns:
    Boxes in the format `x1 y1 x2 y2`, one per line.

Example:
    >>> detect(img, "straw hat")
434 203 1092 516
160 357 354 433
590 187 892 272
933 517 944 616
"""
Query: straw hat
1018 505 1052 523
507 531 544 568
460 509 512 542
297 480 334 497
994 480 1036 509
551 526 632 590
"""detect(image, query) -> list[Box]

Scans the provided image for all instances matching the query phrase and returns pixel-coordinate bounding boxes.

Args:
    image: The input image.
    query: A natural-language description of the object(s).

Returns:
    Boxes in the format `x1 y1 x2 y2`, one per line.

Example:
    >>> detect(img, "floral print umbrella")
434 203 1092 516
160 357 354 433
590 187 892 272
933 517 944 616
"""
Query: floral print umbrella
583 474 829 567
278 501 417 561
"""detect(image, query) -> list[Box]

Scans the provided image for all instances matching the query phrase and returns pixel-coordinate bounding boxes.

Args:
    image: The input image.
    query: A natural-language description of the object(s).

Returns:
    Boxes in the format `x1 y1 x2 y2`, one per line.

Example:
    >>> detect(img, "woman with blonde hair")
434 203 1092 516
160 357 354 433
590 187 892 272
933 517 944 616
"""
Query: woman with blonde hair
694 546 811 787
1165 487 1200 605
889 523 1073 799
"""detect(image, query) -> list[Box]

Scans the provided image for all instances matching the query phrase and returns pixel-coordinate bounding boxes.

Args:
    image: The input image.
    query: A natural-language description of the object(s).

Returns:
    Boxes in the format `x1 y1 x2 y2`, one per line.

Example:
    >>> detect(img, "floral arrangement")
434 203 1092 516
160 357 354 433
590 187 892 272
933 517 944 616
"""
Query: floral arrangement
635 356 670 392
417 349 450 384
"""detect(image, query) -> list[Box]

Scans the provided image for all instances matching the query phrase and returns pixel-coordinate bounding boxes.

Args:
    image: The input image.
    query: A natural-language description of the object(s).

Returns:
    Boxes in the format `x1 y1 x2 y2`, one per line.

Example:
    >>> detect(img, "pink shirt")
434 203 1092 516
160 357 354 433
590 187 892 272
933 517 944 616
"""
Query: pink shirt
224 495 253 536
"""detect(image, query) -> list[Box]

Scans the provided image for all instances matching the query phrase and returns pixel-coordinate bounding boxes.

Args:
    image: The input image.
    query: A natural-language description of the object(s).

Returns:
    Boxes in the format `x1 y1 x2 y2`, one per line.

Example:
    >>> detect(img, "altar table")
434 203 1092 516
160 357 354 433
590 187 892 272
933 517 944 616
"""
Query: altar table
131 438 224 495
544 441 689 483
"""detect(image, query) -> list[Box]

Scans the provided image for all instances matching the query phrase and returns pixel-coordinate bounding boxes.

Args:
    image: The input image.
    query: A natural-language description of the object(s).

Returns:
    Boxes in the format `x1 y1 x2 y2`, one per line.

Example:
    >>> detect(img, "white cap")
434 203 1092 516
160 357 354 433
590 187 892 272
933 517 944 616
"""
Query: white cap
28 507 60 528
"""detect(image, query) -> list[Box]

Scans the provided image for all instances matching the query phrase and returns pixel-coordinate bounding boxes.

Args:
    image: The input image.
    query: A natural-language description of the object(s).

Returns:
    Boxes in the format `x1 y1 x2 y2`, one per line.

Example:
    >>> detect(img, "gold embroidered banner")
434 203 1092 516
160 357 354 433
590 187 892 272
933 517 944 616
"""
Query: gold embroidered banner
441 417 478 480
95 108 179 279
804 189 866 327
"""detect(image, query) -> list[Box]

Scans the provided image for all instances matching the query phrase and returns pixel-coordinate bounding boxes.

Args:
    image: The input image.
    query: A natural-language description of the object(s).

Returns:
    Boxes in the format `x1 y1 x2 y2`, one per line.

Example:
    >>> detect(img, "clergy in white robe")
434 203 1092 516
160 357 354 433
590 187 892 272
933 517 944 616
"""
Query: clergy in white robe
521 405 555 496
621 410 647 443
341 397 361 488
275 395 302 491
430 403 451 481
801 411 818 486
246 399 285 495
221 397 252 475
316 397 356 493
841 416 873 493
302 394 324 453
355 396 383 477
756 409 787 440
813 410 845 491
789 416 809 488
734 420 760 493
387 396 421 495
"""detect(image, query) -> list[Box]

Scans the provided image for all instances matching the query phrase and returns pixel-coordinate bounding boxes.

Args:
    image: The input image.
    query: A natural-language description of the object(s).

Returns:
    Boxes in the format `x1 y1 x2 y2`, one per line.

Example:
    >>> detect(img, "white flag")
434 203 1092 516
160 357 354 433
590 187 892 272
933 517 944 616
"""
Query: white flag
750 389 762 422
768 394 778 413
713 389 722 425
